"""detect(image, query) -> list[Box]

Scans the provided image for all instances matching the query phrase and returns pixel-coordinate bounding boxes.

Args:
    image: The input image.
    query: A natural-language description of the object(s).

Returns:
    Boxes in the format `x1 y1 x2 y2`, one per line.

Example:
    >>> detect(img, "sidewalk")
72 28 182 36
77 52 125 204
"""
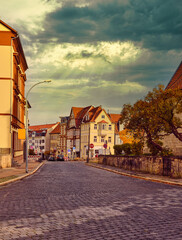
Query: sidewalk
86 162 182 187
0 160 44 186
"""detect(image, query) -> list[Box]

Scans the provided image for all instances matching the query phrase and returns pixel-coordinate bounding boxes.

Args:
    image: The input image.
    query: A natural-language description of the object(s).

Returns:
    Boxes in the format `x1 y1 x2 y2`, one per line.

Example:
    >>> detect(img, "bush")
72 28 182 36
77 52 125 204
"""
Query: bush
114 142 143 156
29 149 35 155
131 142 143 155
113 145 123 155
122 143 132 155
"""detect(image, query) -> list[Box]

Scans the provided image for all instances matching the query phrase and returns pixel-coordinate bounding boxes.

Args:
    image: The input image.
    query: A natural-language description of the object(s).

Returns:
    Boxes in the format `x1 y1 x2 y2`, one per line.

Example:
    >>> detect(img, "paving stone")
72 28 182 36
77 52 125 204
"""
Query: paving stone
0 161 182 239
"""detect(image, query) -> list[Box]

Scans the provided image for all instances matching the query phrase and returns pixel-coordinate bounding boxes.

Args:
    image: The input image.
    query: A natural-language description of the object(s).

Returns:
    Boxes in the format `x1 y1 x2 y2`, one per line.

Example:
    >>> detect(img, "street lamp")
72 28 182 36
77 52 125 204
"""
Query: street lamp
25 80 51 173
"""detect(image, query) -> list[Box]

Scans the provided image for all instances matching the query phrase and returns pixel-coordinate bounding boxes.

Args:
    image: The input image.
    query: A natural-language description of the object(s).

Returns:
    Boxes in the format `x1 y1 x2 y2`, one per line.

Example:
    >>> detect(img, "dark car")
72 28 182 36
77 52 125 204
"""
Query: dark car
48 156 56 161
57 155 64 161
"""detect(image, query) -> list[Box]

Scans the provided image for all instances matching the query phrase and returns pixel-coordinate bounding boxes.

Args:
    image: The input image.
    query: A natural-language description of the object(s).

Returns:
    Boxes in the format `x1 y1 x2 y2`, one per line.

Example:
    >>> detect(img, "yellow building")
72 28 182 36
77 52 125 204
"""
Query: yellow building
80 106 115 159
0 20 28 168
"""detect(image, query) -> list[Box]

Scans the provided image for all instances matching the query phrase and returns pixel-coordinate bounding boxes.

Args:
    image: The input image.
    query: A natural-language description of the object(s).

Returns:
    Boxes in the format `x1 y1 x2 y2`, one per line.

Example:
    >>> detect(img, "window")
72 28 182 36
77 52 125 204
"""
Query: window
109 125 112 130
94 124 97 130
101 115 105 119
94 136 97 142
42 140 44 143
102 124 106 130
108 137 111 143
101 137 104 142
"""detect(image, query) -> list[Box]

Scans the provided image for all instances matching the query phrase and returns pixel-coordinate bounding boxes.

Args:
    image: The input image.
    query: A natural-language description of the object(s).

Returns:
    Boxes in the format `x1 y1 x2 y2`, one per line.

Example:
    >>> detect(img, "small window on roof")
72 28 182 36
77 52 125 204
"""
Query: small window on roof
101 115 105 118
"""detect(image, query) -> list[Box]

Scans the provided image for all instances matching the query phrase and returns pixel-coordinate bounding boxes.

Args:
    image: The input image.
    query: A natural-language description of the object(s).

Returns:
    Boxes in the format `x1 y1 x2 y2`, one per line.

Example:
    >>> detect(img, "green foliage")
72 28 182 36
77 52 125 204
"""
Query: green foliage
121 143 132 155
120 85 182 155
131 142 143 155
114 142 143 156
113 145 123 155
29 149 35 155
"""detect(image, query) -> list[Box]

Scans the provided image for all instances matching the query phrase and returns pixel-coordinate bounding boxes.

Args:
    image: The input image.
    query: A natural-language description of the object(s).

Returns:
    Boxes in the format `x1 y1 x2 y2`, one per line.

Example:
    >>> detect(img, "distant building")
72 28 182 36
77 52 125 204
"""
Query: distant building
108 114 123 145
50 123 61 156
166 61 182 90
67 106 92 159
163 61 182 155
28 123 58 156
60 116 69 157
0 20 28 168
80 106 115 159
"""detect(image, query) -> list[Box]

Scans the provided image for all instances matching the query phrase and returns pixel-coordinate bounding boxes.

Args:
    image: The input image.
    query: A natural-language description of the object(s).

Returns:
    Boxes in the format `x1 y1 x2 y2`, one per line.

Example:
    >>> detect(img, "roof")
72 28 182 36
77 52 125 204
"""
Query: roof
89 106 102 122
50 123 60 134
109 114 121 123
0 19 17 33
29 123 57 131
0 19 28 71
98 120 108 124
166 61 182 90
71 106 93 128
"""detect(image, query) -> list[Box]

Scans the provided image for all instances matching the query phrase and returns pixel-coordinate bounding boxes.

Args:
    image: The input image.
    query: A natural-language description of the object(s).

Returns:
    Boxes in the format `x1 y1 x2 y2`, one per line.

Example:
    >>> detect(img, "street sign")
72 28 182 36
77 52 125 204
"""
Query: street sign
68 149 71 153
73 147 76 150
103 144 107 149
90 143 94 148
18 129 26 140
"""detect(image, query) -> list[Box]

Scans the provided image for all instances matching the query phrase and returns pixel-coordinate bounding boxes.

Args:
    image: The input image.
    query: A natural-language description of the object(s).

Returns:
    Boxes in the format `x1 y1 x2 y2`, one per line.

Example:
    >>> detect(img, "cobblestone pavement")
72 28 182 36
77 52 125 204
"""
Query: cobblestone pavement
0 162 182 240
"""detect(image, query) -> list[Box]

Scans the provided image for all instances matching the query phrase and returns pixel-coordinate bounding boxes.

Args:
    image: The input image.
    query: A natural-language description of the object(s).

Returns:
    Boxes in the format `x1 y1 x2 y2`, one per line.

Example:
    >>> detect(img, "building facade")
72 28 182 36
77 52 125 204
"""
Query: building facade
163 61 182 155
60 116 69 157
28 123 58 157
50 123 61 157
0 20 28 168
67 106 92 159
80 106 115 159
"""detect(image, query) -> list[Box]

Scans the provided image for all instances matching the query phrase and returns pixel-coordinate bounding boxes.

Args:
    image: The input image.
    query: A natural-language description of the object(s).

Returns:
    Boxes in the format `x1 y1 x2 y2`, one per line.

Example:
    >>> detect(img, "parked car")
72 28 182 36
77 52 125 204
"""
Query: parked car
48 156 56 161
57 155 64 161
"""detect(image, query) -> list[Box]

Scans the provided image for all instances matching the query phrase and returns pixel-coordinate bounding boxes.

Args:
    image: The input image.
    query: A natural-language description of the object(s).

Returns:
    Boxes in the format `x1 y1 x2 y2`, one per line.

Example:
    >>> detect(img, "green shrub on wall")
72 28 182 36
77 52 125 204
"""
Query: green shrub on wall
29 149 35 155
114 142 143 156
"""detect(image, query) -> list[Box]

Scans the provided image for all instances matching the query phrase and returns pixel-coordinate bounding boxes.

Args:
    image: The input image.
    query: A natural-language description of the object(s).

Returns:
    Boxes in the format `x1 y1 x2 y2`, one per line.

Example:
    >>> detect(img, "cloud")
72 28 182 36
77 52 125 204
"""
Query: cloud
30 0 180 51
1 0 181 124
0 0 61 34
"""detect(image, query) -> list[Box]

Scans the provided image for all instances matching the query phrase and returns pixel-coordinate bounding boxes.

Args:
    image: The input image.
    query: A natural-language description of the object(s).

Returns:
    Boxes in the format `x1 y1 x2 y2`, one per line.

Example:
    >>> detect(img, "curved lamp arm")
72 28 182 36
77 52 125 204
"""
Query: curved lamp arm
26 80 51 100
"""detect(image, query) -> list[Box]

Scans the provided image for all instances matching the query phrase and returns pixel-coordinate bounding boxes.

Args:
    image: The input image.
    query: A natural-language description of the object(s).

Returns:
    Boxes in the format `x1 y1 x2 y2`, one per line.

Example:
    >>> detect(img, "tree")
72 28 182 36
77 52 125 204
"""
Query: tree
120 85 182 154
121 99 164 153
145 85 182 142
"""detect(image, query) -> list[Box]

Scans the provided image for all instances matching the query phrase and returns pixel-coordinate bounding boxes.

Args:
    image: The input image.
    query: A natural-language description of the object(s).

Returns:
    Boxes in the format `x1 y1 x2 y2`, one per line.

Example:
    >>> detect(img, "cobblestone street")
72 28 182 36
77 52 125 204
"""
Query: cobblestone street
0 161 182 240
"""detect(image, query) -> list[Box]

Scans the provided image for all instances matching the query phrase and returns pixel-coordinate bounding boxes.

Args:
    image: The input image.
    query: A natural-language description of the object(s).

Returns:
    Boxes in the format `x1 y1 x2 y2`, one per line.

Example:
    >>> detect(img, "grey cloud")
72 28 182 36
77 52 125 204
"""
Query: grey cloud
30 0 181 51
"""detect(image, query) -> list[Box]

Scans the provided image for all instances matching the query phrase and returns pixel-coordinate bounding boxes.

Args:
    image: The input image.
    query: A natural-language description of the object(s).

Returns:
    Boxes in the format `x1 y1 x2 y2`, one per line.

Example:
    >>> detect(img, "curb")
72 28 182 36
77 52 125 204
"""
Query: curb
86 163 182 187
0 161 45 187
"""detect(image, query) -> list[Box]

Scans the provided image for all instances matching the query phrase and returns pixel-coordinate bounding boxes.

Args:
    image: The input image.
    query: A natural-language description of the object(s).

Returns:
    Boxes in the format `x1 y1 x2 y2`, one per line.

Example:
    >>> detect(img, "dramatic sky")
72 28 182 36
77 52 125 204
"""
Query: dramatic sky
1 0 182 124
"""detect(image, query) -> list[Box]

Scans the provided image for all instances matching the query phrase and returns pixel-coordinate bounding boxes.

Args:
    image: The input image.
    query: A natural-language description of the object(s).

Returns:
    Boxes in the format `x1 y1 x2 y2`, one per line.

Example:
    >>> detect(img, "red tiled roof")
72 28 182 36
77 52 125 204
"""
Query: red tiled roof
50 123 60 134
29 123 57 131
109 114 121 123
166 61 182 90
98 120 108 124
71 106 93 127
89 106 102 122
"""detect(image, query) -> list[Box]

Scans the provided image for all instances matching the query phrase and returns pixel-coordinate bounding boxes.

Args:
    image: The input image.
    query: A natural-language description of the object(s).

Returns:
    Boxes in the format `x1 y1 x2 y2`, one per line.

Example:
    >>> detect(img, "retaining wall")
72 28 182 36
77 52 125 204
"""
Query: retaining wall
98 155 182 178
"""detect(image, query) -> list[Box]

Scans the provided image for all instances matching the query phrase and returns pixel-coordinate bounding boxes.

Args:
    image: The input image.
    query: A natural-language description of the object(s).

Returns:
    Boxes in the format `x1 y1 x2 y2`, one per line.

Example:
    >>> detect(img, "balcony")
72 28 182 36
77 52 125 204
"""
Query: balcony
98 129 107 136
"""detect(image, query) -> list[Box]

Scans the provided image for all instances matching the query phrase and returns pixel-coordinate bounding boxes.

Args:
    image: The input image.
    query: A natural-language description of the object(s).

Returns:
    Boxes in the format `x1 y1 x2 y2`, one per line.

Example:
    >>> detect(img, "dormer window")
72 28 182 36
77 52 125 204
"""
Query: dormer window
101 115 105 119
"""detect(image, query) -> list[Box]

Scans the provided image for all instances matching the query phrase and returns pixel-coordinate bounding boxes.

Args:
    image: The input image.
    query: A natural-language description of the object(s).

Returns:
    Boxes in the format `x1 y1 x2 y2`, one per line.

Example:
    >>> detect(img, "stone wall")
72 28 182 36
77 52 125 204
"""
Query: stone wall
0 154 11 168
98 155 182 178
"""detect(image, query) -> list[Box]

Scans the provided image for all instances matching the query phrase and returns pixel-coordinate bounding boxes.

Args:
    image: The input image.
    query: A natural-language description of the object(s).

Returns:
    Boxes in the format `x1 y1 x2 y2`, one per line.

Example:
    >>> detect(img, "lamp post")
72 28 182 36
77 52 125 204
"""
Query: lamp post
25 80 51 173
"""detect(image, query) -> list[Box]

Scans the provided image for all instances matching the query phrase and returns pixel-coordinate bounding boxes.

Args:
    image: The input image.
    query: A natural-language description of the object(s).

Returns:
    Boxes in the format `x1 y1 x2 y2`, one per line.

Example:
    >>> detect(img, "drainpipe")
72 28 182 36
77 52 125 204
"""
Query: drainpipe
10 34 19 165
